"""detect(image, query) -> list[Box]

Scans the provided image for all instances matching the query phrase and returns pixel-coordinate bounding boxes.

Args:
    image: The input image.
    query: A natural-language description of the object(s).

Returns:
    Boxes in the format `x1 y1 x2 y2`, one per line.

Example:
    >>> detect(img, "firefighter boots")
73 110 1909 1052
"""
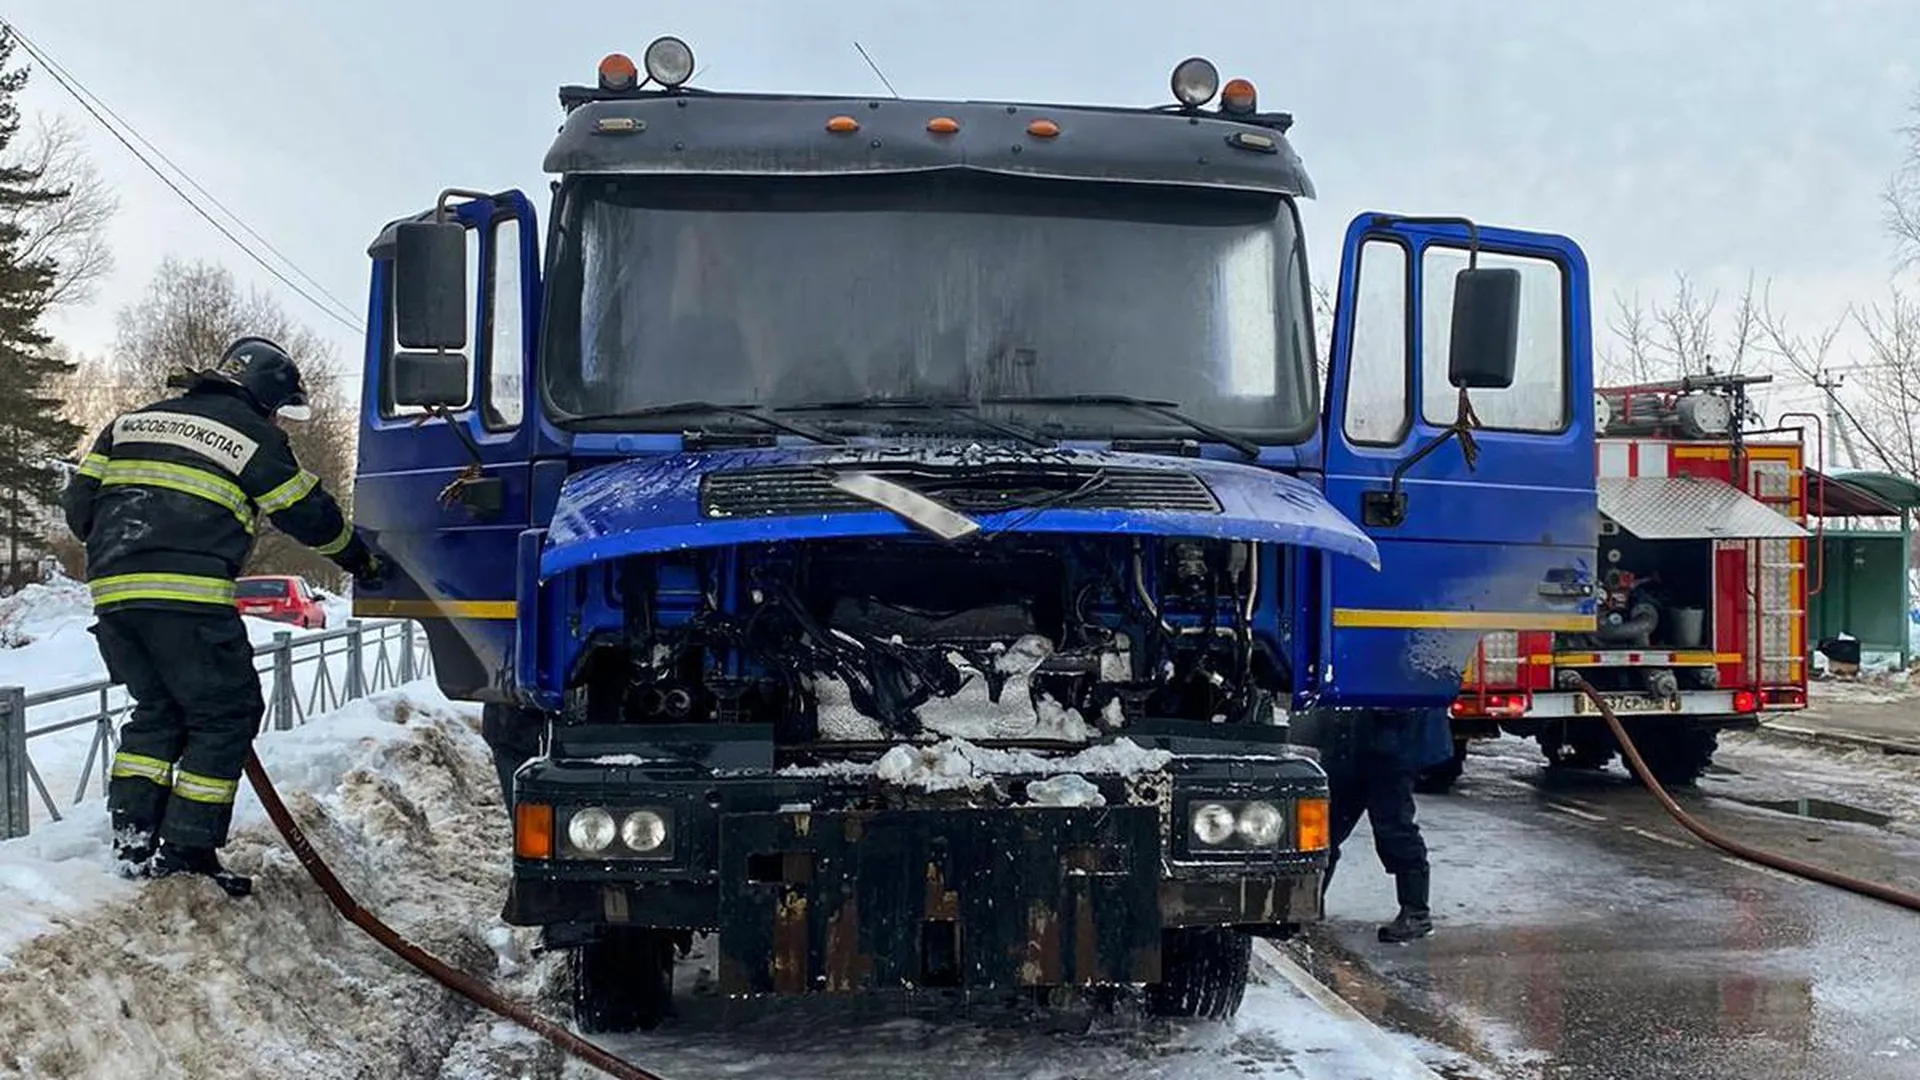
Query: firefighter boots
1377 869 1434 943
112 824 157 878
151 841 253 898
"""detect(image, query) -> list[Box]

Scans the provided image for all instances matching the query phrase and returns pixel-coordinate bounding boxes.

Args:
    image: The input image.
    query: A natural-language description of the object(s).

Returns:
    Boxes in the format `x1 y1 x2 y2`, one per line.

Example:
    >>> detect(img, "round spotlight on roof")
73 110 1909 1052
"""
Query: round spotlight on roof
1170 57 1220 108
597 53 639 92
643 36 695 89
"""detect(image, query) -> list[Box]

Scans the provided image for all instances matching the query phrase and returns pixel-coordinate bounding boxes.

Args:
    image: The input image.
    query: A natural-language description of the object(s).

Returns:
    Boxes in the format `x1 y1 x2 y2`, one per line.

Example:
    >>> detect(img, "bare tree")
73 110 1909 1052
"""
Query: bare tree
0 114 115 310
1887 90 1920 268
81 258 358 586
1602 272 1764 386
1755 286 1901 474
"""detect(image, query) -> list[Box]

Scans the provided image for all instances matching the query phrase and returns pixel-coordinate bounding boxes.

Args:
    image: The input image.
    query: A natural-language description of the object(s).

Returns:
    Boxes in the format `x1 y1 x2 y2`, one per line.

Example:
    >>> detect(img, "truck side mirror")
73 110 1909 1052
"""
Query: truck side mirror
393 221 469 351
392 351 471 408
1446 267 1521 390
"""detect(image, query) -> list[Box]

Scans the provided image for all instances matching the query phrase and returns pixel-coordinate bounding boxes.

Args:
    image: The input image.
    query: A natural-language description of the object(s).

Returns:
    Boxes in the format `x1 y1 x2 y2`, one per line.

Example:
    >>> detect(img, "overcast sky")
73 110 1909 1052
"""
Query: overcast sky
12 0 1920 426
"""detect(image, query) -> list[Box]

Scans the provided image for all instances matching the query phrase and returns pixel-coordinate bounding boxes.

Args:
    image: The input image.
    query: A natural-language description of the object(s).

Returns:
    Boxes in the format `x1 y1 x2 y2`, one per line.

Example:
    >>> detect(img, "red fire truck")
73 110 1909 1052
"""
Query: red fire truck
1419 373 1811 790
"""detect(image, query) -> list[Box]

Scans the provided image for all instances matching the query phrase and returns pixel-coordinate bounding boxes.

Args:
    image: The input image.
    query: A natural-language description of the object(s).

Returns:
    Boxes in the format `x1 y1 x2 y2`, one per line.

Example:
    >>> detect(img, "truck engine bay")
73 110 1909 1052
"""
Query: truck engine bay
562 534 1292 750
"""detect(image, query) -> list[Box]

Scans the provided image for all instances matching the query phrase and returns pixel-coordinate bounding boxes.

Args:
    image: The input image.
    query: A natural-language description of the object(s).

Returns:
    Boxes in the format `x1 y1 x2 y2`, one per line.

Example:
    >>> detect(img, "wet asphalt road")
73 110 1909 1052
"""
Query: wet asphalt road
1291 730 1920 1080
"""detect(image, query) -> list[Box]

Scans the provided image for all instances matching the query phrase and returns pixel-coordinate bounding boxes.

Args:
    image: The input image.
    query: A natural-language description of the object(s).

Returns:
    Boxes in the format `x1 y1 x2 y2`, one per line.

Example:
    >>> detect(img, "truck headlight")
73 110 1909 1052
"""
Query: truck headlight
1184 798 1303 852
1190 802 1237 845
566 807 616 853
620 810 669 854
1236 800 1285 846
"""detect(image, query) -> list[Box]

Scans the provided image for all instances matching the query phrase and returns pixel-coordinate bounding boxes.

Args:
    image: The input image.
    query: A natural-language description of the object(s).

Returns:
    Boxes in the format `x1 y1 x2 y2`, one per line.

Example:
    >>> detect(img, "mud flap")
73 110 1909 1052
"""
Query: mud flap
716 807 1163 995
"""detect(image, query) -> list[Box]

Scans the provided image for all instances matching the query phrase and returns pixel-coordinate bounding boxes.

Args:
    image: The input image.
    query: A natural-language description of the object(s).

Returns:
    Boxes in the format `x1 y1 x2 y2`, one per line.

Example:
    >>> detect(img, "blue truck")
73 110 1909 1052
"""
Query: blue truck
352 39 1598 1032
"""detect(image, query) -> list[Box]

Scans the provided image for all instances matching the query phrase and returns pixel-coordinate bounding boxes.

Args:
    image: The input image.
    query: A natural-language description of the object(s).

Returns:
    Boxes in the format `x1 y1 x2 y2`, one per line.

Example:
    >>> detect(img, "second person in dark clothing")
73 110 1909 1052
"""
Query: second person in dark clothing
1298 706 1453 943
62 336 385 896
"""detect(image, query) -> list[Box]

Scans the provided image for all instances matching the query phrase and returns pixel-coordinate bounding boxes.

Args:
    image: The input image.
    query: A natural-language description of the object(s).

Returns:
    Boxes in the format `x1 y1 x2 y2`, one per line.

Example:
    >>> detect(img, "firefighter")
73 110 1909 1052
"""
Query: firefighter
1312 707 1453 943
61 336 385 897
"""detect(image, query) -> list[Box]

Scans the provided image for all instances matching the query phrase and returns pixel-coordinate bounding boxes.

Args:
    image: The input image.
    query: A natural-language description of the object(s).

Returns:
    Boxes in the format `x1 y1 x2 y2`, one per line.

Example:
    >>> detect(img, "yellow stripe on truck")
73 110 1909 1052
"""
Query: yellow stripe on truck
1331 609 1595 632
354 597 518 620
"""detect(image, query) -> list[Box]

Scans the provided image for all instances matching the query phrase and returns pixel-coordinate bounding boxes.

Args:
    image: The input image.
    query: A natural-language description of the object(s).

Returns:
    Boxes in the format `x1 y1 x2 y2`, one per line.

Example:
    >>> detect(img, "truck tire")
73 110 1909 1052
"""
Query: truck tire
1147 928 1252 1020
479 704 545 806
1623 721 1718 787
569 928 676 1034
1412 738 1471 795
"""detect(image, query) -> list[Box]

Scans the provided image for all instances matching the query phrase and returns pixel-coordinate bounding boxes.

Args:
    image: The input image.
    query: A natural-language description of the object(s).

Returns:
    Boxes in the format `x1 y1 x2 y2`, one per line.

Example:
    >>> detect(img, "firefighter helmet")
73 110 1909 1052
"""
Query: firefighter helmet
220 336 312 421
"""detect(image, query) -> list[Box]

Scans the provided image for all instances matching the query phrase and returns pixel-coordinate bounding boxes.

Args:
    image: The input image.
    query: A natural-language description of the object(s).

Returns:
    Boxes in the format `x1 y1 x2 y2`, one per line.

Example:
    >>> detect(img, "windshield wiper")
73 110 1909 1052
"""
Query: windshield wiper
775 396 1054 449
983 394 1262 459
562 401 846 446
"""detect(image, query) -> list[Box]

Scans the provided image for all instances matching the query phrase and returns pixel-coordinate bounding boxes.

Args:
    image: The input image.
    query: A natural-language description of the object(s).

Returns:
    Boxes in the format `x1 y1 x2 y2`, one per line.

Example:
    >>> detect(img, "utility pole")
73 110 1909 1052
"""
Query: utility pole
1812 371 1861 471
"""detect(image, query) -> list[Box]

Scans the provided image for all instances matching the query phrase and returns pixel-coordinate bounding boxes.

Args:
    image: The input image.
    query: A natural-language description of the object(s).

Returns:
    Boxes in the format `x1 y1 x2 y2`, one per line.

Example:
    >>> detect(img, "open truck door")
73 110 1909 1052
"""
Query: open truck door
352 190 545 701
1314 214 1599 707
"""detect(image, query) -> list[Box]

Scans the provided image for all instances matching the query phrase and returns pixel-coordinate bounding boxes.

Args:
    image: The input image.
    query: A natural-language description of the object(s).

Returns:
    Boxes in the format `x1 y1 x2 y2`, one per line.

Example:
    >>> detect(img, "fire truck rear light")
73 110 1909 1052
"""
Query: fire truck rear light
826 115 861 133
1731 690 1759 714
1762 687 1805 708
926 116 960 134
597 53 639 92
1451 692 1529 719
1026 118 1061 138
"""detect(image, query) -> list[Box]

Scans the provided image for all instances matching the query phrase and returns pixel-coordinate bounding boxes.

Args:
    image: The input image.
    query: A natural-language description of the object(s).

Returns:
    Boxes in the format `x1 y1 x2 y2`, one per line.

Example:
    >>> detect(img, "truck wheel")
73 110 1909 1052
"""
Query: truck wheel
1147 928 1252 1020
1413 739 1471 795
569 928 676 1034
1623 722 1717 788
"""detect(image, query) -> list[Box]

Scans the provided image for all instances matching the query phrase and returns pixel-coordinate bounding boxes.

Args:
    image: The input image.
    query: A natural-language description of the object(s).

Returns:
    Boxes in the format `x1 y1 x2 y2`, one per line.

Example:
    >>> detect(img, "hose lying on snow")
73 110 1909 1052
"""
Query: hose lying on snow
241 752 671 1080
1572 676 1920 915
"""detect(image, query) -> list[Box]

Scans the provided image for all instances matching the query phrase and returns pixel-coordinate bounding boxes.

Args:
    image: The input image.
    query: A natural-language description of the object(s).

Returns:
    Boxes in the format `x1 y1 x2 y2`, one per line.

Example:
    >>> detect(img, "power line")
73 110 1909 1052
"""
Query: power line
852 41 900 99
8 24 362 328
0 19 367 335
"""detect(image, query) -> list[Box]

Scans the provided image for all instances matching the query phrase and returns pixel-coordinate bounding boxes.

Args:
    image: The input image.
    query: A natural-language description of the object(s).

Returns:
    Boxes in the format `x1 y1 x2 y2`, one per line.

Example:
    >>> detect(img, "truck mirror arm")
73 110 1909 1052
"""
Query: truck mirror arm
409 405 505 516
1361 389 1483 529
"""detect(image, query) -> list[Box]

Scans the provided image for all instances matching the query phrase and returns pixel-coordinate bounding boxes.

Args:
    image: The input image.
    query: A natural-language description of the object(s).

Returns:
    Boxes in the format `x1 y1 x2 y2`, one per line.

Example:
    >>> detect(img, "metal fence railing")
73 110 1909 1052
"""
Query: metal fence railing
0 619 434 840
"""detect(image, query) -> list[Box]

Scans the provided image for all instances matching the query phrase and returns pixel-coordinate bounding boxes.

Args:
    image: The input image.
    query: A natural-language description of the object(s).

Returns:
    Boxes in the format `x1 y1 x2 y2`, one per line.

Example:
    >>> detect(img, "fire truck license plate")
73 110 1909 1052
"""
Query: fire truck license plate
1575 693 1680 715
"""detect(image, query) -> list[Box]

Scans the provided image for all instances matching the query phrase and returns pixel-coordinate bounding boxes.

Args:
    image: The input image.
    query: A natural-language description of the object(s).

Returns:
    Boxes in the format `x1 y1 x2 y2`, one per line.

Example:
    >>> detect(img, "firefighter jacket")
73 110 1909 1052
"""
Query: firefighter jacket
61 378 371 613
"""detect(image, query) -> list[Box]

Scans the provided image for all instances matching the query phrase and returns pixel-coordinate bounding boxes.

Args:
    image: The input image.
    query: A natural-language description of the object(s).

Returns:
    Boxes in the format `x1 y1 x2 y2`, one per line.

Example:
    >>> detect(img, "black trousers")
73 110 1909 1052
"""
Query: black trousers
1324 749 1429 879
1294 710 1430 880
95 607 264 849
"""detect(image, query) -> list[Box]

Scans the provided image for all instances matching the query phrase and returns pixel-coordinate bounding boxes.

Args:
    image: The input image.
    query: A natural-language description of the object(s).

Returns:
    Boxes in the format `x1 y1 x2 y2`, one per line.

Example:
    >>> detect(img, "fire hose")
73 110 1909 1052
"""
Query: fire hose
241 752 670 1080
1573 677 1920 914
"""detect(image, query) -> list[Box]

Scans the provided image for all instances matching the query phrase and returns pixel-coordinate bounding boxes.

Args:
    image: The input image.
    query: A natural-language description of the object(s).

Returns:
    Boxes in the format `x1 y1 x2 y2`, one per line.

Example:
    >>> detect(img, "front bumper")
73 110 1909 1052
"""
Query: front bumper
504 730 1326 993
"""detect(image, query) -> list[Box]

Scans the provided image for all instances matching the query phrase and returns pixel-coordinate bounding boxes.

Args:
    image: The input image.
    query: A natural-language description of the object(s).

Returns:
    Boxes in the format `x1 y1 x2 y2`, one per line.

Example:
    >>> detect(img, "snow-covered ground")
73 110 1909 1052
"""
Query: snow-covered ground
0 613 1445 1078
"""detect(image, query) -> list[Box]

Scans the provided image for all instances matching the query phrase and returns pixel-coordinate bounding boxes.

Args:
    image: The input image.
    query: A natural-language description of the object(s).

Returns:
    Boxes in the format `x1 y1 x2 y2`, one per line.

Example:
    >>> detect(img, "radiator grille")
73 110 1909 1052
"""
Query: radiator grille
700 466 1222 519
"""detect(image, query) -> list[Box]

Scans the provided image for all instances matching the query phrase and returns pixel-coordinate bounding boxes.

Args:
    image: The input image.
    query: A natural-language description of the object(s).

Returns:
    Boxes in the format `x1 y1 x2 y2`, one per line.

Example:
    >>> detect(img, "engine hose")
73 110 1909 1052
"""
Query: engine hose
1573 678 1920 914
241 752 671 1080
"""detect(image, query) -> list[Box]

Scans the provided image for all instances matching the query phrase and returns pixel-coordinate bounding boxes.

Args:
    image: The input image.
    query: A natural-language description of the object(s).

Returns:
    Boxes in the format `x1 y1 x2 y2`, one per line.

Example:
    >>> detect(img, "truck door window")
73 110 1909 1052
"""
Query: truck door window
1341 239 1411 445
485 215 525 429
1419 246 1567 432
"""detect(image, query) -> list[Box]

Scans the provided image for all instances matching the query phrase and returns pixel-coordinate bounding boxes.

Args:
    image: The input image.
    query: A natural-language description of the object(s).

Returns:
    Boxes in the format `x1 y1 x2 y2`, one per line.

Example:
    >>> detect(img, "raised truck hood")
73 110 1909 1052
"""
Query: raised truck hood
539 444 1380 580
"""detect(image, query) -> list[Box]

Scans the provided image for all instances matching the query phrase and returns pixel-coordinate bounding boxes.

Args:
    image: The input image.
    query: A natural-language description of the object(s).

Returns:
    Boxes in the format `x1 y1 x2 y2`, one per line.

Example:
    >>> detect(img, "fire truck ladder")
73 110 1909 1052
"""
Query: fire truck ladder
1746 457 1805 687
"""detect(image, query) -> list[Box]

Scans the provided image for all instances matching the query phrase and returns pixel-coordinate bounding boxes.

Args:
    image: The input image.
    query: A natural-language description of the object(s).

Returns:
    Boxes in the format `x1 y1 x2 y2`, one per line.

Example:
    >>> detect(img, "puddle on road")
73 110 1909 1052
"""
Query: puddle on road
1729 796 1893 827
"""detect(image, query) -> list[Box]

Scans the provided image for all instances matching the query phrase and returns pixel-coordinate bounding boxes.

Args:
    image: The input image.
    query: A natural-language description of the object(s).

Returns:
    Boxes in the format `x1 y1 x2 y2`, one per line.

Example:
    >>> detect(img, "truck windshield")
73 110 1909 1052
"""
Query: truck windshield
542 172 1318 442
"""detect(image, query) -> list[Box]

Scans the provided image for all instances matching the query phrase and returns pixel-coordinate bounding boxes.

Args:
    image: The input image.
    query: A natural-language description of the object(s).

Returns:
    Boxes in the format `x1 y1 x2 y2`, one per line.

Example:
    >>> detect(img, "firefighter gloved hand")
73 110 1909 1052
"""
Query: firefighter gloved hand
352 552 388 590
340 533 387 589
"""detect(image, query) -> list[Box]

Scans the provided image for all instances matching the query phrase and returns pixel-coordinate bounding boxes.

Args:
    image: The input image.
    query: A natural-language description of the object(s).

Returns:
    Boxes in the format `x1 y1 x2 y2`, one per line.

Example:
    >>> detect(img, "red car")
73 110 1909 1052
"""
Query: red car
234 575 328 629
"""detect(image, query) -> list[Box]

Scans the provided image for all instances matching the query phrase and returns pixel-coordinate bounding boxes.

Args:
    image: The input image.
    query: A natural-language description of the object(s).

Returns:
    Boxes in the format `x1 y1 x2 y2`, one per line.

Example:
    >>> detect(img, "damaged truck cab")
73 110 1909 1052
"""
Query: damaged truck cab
351 41 1599 1032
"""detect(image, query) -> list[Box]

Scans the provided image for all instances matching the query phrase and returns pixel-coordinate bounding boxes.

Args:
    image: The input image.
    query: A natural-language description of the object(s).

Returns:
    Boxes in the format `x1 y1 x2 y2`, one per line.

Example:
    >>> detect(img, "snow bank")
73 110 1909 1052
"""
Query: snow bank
0 685 522 1080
